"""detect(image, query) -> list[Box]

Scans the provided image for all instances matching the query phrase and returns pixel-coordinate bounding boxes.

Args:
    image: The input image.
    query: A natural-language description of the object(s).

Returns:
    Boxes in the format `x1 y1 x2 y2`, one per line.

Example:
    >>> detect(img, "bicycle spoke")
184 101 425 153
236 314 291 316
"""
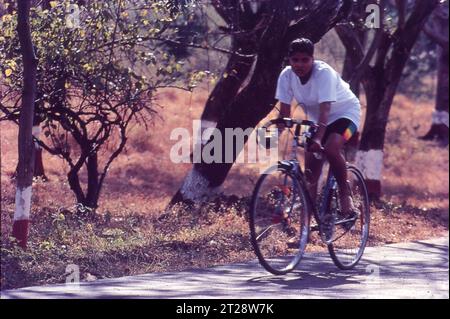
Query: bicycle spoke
255 223 283 241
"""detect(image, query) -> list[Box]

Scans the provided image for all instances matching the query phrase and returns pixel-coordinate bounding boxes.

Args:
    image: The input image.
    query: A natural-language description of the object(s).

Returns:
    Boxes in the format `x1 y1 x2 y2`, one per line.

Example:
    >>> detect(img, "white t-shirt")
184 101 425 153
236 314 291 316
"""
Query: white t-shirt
275 60 361 128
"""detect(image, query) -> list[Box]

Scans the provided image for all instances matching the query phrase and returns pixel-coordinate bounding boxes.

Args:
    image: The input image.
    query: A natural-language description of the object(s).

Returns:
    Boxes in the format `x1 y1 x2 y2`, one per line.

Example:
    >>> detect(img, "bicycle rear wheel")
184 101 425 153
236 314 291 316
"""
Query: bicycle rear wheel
249 165 310 275
328 165 370 270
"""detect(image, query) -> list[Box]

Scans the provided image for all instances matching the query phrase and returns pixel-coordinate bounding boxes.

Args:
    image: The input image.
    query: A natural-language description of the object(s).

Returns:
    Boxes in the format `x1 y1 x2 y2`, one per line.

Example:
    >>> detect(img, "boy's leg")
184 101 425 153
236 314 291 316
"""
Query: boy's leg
286 152 324 245
304 152 325 205
323 133 354 213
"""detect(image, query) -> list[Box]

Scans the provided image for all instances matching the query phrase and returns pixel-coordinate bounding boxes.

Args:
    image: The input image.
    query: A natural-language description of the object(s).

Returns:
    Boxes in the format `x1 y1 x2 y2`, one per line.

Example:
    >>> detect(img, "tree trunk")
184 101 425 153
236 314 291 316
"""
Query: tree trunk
420 2 449 144
13 105 47 181
67 152 100 215
342 53 361 98
200 25 259 124
32 111 48 181
199 41 255 146
359 72 414 200
68 165 86 207
420 47 449 145
85 153 99 210
357 74 387 199
13 0 38 249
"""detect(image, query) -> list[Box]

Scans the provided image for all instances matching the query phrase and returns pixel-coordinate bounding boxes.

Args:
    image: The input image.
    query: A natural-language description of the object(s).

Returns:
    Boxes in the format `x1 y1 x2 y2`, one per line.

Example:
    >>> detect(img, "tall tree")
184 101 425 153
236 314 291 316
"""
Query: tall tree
420 2 449 145
170 0 353 205
336 0 439 199
13 0 38 249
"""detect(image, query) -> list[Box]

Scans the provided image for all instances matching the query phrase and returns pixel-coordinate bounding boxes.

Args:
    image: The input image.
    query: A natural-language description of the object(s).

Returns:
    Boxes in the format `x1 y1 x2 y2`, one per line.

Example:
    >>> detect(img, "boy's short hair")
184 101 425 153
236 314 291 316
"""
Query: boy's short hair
288 38 314 57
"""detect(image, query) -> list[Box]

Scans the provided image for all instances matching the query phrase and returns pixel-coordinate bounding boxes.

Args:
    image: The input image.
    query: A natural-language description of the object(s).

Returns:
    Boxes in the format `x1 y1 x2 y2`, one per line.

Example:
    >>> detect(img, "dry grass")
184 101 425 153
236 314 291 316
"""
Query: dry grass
1 89 448 290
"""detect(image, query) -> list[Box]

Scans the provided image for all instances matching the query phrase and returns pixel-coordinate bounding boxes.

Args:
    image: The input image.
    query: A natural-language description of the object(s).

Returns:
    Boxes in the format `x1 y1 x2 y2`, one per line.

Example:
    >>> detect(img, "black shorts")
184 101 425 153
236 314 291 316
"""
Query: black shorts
321 118 358 145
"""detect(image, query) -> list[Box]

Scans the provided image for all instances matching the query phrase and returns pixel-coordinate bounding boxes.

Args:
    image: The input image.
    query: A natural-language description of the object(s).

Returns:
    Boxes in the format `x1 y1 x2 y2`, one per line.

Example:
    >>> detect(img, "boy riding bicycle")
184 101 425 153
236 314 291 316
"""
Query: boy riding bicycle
275 38 362 218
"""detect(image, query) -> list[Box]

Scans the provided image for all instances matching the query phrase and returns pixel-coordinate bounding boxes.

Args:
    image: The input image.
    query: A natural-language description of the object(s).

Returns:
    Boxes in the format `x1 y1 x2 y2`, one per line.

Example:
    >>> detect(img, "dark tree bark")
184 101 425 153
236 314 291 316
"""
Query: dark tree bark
420 3 449 145
13 0 38 249
32 104 48 181
86 153 100 209
170 0 353 206
66 147 98 213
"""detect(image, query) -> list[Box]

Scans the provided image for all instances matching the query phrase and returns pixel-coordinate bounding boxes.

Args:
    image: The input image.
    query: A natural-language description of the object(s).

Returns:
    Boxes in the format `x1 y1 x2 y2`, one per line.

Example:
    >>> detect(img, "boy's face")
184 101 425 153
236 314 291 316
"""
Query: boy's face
289 52 314 78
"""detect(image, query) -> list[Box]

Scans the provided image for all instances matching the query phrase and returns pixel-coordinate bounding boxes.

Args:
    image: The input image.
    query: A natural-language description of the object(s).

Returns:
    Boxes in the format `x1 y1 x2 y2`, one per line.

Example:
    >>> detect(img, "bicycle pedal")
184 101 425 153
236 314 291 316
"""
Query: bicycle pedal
340 210 359 231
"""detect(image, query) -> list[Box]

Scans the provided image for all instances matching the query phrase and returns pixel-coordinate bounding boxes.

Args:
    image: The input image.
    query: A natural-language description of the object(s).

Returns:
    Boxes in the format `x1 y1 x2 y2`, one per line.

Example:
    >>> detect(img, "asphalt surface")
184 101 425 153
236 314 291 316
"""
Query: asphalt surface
1 237 448 299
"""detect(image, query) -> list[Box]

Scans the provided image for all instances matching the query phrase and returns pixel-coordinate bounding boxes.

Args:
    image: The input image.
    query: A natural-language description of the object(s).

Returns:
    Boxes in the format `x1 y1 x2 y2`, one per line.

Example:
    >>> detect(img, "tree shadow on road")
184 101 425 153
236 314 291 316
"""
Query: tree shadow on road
246 256 368 293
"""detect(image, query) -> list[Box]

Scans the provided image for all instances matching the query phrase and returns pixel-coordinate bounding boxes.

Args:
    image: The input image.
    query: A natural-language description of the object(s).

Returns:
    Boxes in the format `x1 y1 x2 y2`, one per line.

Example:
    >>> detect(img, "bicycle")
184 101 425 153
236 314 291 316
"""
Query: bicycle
249 118 370 275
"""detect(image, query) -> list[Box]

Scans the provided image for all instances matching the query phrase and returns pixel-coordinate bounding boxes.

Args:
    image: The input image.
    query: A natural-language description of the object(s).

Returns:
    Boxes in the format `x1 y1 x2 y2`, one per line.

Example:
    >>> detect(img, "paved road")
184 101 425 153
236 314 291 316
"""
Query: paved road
1 237 448 299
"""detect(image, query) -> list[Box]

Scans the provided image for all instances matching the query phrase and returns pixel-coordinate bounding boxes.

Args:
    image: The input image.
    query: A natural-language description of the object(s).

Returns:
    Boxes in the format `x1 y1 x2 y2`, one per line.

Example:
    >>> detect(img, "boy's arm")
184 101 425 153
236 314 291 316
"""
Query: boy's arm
279 103 291 119
312 102 331 145
277 103 291 131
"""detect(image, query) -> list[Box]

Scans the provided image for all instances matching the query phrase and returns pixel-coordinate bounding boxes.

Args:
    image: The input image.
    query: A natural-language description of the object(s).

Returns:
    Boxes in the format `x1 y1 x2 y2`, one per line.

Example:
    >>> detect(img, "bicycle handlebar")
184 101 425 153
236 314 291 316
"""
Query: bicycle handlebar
259 118 325 155
261 118 317 130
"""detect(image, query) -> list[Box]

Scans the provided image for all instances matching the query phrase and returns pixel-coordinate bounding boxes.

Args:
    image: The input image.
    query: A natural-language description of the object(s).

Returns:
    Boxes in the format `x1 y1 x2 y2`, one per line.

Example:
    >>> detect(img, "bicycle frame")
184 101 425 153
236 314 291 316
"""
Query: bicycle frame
281 122 337 226
262 118 355 231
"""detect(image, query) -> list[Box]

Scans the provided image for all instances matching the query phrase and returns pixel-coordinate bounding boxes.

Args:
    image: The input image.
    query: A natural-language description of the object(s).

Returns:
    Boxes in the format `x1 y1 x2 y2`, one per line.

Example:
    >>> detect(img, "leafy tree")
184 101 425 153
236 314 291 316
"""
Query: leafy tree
1 0 201 214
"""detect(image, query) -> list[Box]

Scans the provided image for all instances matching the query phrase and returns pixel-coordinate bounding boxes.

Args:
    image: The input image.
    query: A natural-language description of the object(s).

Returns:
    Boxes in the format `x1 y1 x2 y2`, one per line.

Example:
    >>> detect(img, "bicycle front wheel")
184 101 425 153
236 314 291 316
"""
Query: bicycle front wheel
249 165 310 275
328 165 370 270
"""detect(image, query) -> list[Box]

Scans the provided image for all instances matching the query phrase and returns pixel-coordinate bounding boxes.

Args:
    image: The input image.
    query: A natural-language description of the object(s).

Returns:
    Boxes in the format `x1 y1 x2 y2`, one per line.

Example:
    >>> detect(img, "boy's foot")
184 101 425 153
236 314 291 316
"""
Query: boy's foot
339 194 355 214
340 207 361 231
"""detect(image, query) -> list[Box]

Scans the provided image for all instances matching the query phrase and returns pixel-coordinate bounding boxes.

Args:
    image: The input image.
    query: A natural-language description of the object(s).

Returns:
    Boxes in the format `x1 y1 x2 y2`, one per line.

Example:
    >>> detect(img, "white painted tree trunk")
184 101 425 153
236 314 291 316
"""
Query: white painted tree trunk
174 120 221 203
355 149 384 198
12 186 32 247
13 0 38 249
432 111 449 128
179 168 221 202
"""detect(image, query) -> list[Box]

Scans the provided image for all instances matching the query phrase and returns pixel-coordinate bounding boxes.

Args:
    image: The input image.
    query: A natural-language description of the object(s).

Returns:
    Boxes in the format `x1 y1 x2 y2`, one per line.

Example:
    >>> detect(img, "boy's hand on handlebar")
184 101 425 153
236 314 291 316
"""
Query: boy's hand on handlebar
276 123 286 132
276 118 287 133
308 137 323 153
